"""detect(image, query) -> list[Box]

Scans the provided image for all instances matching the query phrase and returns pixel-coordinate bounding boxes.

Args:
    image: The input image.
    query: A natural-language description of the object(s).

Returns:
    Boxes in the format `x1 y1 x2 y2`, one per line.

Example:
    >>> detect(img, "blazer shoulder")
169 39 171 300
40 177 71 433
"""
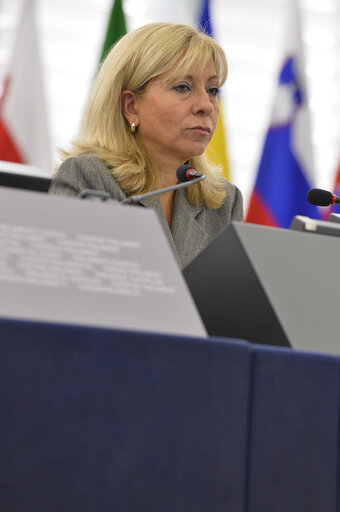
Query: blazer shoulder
49 153 124 199
219 178 244 222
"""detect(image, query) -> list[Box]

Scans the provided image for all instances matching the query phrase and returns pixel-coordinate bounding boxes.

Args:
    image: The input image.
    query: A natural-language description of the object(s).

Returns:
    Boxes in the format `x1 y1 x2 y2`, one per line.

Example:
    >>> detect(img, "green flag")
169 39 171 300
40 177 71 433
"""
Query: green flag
99 0 127 64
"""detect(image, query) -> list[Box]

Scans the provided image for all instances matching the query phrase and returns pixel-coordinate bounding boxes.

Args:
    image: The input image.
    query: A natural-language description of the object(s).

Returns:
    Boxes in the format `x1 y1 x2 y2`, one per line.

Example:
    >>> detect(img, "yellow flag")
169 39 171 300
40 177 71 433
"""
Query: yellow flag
206 100 231 181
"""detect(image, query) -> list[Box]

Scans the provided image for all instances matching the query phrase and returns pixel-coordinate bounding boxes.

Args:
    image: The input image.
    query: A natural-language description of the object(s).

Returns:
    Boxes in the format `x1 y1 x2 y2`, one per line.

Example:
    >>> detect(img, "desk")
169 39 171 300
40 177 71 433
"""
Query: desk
0 319 339 511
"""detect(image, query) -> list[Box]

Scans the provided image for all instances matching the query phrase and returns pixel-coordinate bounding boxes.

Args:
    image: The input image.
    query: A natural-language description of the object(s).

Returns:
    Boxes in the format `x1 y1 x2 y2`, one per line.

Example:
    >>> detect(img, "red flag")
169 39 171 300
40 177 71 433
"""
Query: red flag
333 161 340 196
329 159 340 215
0 0 51 172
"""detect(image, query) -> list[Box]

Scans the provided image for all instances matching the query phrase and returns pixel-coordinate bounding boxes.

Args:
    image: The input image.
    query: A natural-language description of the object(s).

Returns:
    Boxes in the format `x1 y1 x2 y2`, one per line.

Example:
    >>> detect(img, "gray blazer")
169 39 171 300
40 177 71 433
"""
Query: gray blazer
49 153 243 268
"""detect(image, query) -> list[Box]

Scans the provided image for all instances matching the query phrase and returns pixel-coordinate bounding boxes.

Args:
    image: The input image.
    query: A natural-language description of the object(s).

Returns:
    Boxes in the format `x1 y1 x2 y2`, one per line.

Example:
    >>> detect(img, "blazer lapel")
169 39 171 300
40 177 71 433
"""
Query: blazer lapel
139 189 209 268
139 195 182 267
171 189 209 268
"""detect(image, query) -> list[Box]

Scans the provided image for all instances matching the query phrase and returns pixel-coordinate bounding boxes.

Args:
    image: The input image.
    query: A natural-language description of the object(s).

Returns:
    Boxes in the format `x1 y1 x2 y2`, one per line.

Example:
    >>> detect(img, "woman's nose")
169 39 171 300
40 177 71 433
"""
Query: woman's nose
192 90 214 115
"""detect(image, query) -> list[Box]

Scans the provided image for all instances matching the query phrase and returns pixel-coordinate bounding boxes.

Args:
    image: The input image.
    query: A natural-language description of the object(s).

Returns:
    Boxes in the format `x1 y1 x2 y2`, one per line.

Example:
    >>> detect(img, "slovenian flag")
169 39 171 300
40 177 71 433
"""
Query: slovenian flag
246 0 320 228
0 0 51 172
198 0 231 181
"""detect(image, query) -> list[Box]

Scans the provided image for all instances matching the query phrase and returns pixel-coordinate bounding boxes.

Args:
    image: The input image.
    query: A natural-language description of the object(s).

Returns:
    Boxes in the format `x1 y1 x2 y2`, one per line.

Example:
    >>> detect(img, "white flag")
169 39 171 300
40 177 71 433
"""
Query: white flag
0 0 52 173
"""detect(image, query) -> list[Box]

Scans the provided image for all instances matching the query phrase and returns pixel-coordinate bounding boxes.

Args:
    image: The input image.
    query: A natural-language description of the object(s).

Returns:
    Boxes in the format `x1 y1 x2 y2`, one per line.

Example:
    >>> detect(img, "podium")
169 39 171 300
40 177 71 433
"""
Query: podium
183 221 340 355
0 186 339 511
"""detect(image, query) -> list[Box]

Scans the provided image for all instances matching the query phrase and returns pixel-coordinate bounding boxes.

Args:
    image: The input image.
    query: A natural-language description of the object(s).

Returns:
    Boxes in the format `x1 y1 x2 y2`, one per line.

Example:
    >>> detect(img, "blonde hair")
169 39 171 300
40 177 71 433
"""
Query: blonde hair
60 22 229 208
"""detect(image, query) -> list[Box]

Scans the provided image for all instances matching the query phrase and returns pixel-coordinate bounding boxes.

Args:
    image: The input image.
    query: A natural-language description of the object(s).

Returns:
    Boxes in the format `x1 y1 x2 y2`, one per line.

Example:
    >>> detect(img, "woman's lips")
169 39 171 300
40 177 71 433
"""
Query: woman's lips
189 126 211 135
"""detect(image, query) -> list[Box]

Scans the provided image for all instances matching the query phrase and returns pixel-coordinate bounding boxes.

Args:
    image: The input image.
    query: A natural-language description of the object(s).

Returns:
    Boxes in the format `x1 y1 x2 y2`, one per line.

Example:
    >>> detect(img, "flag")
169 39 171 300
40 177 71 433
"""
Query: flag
330 158 340 214
199 0 231 181
99 0 127 65
334 161 340 197
246 0 320 228
0 0 52 172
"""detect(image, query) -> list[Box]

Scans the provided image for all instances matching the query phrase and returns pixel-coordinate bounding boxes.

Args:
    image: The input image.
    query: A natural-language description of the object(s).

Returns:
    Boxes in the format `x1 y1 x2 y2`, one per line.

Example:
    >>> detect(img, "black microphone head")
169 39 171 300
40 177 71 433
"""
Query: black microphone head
176 164 200 182
307 188 333 206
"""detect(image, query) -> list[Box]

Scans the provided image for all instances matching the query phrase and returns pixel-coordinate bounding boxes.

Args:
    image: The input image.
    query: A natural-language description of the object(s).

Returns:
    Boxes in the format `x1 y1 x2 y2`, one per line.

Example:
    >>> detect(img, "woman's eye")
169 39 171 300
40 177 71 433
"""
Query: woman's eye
208 87 220 97
173 83 191 93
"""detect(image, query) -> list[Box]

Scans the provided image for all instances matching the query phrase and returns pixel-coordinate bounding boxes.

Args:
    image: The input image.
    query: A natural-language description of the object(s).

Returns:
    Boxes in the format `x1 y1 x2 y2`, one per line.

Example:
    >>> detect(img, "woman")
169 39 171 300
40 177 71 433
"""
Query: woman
49 22 243 268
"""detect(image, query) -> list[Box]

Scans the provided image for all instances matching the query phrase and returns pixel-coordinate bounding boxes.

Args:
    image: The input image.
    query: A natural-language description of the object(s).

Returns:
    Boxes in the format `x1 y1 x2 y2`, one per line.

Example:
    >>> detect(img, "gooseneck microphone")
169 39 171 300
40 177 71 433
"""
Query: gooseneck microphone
121 164 205 205
307 188 340 207
175 164 204 182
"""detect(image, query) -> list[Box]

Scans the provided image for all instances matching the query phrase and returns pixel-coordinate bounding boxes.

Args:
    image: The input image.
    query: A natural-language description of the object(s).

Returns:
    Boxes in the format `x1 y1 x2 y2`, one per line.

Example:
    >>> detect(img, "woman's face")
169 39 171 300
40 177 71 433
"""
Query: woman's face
129 58 220 167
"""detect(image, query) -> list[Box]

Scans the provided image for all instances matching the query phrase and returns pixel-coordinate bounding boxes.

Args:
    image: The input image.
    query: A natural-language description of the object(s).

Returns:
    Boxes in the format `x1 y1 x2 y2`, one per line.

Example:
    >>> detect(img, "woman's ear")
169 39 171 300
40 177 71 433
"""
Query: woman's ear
121 90 139 126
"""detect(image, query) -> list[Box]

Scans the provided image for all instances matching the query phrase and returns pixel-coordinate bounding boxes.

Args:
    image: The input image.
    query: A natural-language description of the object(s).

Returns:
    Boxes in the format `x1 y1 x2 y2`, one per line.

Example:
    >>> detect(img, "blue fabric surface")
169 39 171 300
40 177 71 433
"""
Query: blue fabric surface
0 319 339 511
247 345 340 512
0 319 251 512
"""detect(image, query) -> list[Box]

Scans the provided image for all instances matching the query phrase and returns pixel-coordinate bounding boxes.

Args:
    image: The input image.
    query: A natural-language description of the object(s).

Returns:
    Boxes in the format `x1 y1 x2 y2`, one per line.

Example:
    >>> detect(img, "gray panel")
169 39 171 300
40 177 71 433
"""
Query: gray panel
184 221 340 355
183 224 289 347
290 215 340 236
328 213 340 224
0 187 206 338
235 223 340 355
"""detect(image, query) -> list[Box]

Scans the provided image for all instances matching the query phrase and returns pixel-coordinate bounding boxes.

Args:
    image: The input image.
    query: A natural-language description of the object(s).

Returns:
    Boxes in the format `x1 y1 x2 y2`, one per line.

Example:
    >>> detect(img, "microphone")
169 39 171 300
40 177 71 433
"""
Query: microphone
121 165 205 205
307 188 340 207
176 164 205 182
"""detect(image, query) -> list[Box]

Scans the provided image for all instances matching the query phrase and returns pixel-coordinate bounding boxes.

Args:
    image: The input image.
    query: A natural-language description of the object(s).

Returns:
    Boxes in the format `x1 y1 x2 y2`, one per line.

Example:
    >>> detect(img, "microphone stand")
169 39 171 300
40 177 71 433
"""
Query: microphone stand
121 175 205 205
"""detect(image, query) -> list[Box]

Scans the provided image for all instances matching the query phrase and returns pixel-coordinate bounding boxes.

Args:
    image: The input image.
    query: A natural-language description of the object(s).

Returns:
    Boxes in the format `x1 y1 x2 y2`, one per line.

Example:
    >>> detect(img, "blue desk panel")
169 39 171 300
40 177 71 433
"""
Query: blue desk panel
0 319 251 512
247 345 340 512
